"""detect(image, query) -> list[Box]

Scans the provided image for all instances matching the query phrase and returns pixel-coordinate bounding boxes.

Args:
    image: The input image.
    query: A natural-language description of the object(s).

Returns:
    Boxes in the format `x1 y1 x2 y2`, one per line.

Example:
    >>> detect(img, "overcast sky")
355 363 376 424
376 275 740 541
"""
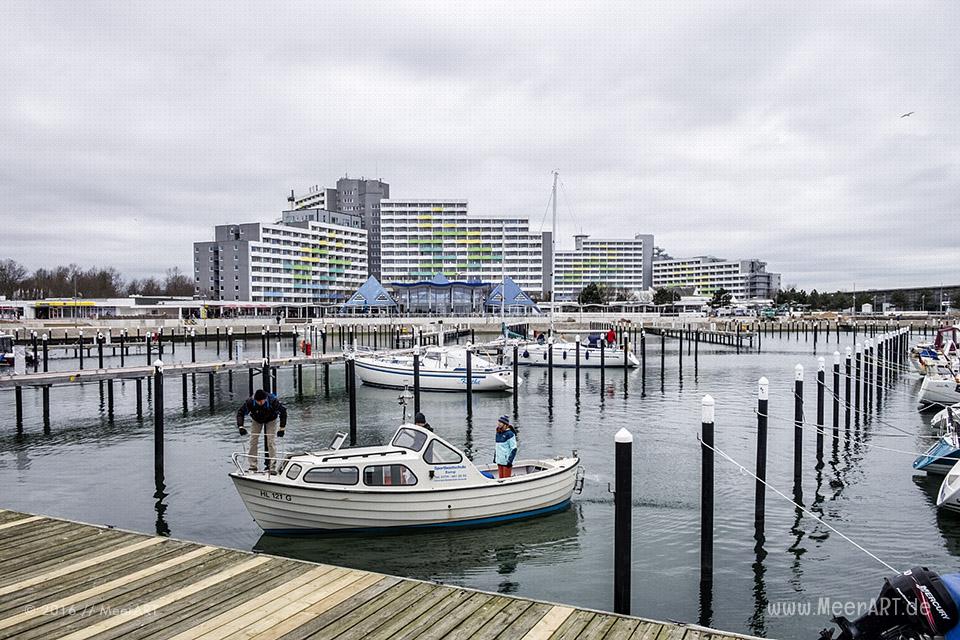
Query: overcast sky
2 2 957 290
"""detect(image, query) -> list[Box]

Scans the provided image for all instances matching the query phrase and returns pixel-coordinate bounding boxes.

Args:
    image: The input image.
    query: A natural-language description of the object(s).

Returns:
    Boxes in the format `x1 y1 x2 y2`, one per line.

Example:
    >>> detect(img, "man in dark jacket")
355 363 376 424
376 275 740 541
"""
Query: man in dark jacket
237 389 288 472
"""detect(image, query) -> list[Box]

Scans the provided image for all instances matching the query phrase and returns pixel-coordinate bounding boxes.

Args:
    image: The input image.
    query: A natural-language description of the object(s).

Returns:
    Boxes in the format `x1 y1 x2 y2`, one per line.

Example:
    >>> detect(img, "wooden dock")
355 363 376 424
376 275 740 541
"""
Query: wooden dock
0 508 755 640
0 355 343 390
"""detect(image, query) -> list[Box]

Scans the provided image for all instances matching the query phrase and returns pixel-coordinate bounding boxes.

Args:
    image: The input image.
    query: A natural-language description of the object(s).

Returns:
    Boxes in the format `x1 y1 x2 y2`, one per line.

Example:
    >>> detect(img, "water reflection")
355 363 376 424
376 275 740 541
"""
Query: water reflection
253 504 582 586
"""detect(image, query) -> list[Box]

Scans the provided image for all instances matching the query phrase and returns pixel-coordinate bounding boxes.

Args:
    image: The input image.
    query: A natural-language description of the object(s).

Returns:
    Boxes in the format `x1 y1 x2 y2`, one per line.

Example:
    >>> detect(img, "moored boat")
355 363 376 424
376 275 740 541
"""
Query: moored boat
518 338 640 368
230 424 582 532
353 346 515 392
918 366 960 409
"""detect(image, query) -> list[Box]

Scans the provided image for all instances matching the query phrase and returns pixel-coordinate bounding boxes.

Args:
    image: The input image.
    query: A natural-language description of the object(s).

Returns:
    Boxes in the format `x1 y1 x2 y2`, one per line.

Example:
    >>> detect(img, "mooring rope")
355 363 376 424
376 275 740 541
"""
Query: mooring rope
697 435 901 574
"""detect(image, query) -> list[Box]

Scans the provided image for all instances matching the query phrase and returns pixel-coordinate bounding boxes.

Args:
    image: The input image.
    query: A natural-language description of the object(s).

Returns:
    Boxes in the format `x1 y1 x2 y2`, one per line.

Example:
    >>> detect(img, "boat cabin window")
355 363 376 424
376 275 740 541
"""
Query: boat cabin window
303 466 359 485
392 428 427 452
285 463 303 480
363 464 418 486
423 439 462 464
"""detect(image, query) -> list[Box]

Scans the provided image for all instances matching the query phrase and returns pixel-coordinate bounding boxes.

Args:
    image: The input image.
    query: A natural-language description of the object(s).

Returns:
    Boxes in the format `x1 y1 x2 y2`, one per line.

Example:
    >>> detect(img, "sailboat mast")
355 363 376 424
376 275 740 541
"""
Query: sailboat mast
500 221 506 330
550 170 558 331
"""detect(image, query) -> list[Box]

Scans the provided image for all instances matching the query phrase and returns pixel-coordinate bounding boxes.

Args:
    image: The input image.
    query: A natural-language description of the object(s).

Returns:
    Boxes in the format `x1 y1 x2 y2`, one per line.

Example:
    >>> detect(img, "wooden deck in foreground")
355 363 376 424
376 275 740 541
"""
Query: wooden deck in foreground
0 509 756 640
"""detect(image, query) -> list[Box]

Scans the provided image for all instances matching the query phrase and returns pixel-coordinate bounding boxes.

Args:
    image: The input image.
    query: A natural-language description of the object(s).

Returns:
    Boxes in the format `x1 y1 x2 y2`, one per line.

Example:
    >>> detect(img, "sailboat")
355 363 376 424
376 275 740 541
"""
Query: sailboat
517 171 639 369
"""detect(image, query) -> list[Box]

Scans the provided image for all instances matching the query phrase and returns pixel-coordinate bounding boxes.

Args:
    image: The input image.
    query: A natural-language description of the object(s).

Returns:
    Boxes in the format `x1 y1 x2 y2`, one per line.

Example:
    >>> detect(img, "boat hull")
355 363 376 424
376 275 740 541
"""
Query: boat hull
937 461 960 513
353 357 514 392
913 437 960 475
918 377 960 409
231 459 579 532
518 343 639 368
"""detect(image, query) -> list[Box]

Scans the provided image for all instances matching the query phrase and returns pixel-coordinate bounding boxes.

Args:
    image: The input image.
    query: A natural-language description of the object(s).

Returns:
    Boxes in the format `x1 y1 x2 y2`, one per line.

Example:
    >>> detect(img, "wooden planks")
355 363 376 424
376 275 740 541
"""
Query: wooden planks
0 509 761 640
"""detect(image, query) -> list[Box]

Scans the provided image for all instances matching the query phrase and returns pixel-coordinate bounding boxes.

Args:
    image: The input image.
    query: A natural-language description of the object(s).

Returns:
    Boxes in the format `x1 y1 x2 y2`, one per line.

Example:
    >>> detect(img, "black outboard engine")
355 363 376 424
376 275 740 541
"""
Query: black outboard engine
820 568 960 640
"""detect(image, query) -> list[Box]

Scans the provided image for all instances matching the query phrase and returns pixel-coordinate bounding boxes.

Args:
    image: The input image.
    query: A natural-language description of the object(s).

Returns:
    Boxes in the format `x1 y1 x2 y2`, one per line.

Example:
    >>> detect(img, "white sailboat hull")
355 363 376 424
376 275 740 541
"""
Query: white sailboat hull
353 356 514 392
518 342 640 368
937 460 960 513
231 458 579 532
919 376 960 408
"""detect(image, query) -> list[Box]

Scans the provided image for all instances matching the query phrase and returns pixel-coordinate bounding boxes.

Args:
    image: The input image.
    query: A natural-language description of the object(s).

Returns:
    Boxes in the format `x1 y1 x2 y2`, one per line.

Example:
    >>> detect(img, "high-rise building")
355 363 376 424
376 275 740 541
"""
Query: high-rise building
652 256 780 300
335 177 389 280
552 234 654 301
287 177 390 280
379 199 547 296
193 210 367 304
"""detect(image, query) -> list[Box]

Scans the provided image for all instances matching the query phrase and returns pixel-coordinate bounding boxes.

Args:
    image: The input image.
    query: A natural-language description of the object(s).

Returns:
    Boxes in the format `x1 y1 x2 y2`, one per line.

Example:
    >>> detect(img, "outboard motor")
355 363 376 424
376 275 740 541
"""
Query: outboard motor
820 567 960 640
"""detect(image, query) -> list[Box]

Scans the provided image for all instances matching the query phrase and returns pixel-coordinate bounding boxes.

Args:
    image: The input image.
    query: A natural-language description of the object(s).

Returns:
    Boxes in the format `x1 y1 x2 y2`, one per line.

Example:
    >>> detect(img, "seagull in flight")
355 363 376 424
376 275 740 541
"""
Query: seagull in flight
900 111 914 118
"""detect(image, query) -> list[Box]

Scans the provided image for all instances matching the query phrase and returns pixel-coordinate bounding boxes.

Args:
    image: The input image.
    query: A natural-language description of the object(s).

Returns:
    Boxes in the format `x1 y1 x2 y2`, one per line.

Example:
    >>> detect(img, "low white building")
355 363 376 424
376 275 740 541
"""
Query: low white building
652 256 780 300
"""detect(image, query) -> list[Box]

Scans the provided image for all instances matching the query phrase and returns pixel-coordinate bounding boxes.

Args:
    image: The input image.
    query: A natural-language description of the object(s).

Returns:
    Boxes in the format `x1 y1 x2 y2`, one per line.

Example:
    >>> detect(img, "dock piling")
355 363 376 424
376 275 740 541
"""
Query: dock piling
154 360 164 475
136 377 143 418
613 428 633 615
42 334 48 372
413 347 421 415
854 343 862 417
700 395 715 587
832 351 840 448
793 364 804 500
15 386 22 430
844 347 852 429
816 357 825 463
754 378 768 533
466 345 474 416
347 356 357 445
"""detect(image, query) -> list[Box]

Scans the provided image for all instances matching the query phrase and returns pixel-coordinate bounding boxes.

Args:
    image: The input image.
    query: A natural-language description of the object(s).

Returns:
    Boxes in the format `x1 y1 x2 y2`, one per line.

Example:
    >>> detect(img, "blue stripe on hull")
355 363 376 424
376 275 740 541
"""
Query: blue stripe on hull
262 498 572 535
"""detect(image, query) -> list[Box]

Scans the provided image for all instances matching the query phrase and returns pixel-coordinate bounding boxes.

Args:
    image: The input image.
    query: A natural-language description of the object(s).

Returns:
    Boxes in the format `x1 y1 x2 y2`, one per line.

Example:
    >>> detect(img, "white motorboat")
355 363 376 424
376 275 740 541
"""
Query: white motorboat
936 458 960 513
230 424 582 532
918 365 960 409
910 327 959 376
518 339 640 368
353 346 515 392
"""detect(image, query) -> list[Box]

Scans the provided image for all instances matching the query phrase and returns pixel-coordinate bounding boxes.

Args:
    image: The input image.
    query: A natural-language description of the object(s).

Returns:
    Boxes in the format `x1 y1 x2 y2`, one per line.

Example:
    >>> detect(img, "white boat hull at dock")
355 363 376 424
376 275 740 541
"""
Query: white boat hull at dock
353 353 514 392
232 464 576 532
918 375 960 409
518 341 639 368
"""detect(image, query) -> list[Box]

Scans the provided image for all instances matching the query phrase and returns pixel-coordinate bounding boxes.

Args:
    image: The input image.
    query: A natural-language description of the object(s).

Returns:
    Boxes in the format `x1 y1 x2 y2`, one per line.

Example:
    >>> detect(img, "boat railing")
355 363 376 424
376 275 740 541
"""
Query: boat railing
231 452 294 476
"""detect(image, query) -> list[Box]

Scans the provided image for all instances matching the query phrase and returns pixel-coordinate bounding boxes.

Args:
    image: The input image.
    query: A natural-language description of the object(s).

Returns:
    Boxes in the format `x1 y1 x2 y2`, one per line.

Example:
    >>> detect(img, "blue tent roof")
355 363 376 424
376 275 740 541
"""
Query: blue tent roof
484 276 540 310
341 276 397 309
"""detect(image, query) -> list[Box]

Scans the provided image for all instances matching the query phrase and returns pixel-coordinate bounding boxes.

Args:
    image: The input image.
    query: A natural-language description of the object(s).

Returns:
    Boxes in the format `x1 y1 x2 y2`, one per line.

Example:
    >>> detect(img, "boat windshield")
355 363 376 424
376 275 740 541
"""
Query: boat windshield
392 428 427 452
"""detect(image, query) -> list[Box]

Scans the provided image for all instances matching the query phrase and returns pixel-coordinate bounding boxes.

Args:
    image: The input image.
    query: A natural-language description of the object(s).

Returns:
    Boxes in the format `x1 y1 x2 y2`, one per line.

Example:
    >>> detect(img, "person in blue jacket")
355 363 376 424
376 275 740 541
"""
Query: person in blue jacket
494 415 518 478
236 389 288 472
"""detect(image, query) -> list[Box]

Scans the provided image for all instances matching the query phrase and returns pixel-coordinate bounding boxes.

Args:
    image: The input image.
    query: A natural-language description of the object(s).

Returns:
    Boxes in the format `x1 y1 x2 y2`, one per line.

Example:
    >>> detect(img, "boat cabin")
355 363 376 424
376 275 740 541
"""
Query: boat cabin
241 424 555 489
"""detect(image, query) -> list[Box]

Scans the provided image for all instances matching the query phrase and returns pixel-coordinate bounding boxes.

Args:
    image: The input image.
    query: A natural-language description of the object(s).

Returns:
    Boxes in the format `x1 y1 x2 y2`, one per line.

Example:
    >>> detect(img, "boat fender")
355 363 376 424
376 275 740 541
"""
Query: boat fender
522 350 529 358
543 352 548 361
562 351 567 360
584 351 590 360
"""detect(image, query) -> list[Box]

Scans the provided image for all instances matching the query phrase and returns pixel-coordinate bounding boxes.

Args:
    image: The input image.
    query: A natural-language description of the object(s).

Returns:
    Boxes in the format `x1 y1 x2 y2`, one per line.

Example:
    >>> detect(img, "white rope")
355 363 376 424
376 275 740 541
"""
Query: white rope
698 435 901 574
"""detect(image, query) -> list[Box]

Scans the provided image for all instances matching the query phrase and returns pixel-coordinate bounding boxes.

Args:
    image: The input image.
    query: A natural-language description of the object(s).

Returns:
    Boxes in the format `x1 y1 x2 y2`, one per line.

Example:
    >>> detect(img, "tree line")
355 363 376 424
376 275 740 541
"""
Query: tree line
0 259 193 300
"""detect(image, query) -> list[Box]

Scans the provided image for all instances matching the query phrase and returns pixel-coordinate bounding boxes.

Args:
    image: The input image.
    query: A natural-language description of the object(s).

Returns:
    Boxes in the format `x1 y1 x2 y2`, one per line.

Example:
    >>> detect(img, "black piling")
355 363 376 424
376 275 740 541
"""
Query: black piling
413 348 421 415
42 386 50 429
816 357 825 462
15 386 22 430
547 338 554 396
154 361 164 476
79 331 85 369
613 428 633 615
513 344 519 397
466 346 474 416
181 373 188 411
700 395 715 587
575 337 581 396
844 348 852 429
347 357 357 445
754 378 768 533
832 351 840 447
42 334 49 372
136 377 143 418
208 372 215 411
854 344 862 417
793 364 804 500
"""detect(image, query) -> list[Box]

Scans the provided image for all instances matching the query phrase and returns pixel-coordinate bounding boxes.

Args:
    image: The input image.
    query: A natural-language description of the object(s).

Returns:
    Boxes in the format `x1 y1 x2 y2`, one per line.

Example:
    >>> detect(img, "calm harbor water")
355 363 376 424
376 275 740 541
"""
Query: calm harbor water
0 330 953 639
